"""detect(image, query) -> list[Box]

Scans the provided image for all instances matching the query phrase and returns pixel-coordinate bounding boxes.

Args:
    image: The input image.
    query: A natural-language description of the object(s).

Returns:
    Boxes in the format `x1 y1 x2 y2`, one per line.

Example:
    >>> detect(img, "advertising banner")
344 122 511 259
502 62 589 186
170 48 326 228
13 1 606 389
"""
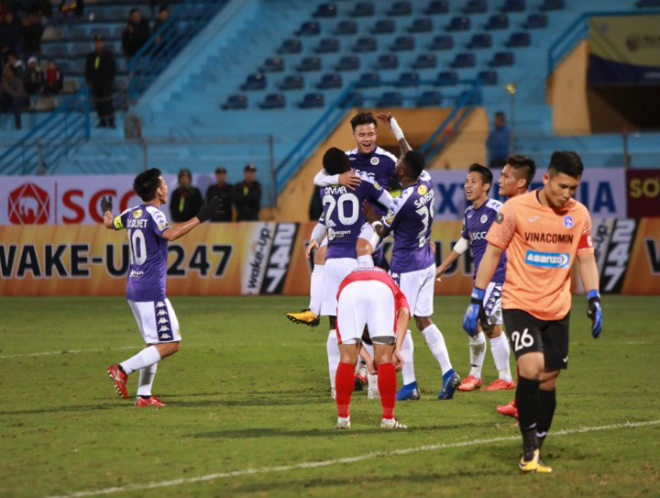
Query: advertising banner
626 169 660 218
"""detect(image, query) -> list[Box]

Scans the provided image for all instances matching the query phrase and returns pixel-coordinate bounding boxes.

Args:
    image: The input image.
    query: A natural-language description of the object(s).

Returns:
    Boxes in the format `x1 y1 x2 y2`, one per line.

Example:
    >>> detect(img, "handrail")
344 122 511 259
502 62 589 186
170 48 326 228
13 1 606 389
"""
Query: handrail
547 9 660 75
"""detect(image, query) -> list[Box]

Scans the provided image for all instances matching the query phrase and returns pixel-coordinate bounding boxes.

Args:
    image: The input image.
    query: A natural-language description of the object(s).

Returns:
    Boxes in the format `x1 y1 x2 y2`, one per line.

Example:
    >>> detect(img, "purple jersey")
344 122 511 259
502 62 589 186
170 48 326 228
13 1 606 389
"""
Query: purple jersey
346 146 398 189
113 204 171 301
321 172 391 260
462 198 507 284
382 171 435 273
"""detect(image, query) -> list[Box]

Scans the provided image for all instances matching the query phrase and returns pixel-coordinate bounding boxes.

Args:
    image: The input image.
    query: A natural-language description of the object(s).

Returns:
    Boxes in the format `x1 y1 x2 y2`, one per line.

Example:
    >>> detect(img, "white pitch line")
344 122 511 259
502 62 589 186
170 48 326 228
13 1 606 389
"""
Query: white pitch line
0 346 136 359
45 419 659 498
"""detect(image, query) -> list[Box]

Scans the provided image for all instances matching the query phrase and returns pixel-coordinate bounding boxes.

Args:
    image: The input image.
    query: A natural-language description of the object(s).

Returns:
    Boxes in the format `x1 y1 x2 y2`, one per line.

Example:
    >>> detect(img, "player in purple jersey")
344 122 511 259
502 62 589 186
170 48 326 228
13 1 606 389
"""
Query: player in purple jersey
102 168 220 407
436 164 514 392
366 150 461 401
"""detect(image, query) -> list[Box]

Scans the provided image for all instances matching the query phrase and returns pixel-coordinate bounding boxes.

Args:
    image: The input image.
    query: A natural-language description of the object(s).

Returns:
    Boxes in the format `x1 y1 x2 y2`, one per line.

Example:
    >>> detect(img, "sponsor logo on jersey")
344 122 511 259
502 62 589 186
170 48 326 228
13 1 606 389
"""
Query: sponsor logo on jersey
524 232 574 244
327 228 351 240
370 157 380 165
528 216 540 223
133 209 143 218
563 215 574 228
469 231 488 241
417 184 428 196
524 250 570 268
480 214 488 223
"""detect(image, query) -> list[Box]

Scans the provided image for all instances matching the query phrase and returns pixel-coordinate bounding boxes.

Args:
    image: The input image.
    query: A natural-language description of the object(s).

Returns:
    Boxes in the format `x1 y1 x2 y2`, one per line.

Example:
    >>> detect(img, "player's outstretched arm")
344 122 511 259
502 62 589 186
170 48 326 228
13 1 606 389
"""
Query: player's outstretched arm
376 113 412 154
162 197 220 241
363 200 391 239
577 251 603 338
100 196 116 230
436 238 468 281
313 169 361 190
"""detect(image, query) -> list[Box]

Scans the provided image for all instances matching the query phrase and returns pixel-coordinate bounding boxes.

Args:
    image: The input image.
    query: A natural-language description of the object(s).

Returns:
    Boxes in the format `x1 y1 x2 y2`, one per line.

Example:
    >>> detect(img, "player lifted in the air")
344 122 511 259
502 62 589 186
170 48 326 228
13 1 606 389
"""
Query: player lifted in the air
102 168 219 406
366 150 460 401
436 164 514 392
463 151 603 472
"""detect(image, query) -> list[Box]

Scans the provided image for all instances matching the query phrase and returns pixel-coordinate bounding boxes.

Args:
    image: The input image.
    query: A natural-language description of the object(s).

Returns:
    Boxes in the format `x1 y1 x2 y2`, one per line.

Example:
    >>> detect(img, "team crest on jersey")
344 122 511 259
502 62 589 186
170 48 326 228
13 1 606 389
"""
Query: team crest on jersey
496 212 504 224
370 156 379 165
480 214 488 223
563 215 574 228
133 209 143 218
417 184 428 196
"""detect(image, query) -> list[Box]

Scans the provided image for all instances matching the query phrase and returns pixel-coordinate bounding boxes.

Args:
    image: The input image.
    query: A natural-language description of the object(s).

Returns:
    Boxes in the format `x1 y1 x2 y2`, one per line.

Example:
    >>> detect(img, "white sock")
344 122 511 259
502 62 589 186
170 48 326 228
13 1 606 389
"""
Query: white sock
367 373 379 395
309 264 324 315
421 324 453 375
490 333 512 381
357 255 373 267
327 329 340 389
137 363 158 397
120 345 161 375
400 330 416 385
468 333 487 379
362 342 374 357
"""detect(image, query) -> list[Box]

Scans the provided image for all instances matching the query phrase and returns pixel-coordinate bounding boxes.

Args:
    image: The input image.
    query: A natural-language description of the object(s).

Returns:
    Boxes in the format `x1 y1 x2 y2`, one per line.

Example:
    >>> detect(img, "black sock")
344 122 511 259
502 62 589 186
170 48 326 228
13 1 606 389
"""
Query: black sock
517 376 541 457
536 389 556 449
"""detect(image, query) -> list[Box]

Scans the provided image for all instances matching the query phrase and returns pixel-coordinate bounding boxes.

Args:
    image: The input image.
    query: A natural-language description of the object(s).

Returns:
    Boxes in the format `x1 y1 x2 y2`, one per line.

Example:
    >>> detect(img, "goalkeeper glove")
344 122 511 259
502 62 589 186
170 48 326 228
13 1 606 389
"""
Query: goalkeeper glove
586 289 603 339
100 195 112 214
462 287 485 337
196 197 221 223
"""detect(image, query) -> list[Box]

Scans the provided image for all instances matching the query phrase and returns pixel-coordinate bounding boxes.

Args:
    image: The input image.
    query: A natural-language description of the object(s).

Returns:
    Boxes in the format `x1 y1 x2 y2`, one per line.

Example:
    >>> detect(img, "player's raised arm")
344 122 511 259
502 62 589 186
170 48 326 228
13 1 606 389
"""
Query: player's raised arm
161 197 220 241
101 196 116 229
376 113 412 155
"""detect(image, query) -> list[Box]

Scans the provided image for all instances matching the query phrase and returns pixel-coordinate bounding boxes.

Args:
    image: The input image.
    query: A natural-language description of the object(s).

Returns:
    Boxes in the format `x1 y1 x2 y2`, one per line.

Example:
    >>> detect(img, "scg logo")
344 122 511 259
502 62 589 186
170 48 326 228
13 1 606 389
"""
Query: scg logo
8 183 50 224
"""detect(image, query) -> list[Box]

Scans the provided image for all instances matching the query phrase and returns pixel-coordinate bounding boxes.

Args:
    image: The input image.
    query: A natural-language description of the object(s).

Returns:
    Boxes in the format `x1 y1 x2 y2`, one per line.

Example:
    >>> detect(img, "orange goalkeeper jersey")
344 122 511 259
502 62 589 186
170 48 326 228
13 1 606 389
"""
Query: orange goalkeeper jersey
486 191 594 321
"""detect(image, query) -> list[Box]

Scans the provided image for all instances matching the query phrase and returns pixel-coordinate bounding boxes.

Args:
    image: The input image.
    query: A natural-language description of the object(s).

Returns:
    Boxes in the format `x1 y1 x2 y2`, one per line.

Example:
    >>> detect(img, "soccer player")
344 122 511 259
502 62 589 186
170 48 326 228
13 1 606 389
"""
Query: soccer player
102 168 220 407
463 151 603 472
366 150 460 401
334 266 410 430
436 164 513 392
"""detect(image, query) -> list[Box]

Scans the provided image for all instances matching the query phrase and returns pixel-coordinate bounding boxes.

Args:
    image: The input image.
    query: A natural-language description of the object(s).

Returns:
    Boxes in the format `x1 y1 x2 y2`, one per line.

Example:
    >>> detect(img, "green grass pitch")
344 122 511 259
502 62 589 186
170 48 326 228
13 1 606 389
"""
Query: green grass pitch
1 295 658 498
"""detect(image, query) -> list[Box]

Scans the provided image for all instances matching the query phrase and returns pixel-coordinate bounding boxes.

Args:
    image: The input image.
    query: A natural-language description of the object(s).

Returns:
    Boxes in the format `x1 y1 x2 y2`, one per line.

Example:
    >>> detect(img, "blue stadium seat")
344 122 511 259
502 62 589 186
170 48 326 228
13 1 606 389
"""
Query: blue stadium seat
43 45 70 58
259 93 286 109
299 93 325 108
387 1 412 16
335 56 360 71
423 1 449 14
446 16 471 32
501 0 526 12
416 91 443 106
390 35 415 51
295 21 321 36
240 73 267 90
636 0 660 6
71 44 93 58
428 35 454 50
312 3 337 18
376 91 403 107
408 18 433 33
434 71 458 86
316 73 342 89
478 70 498 85
540 0 565 11
484 14 509 30
489 51 514 66
411 53 437 69
296 57 322 72
371 20 396 34
314 38 340 54
463 0 487 14
342 92 364 107
278 74 304 90
396 71 420 87
261 57 285 72
376 54 399 69
277 38 302 54
357 72 381 87
523 13 547 28
353 37 378 52
221 94 247 110
69 26 87 40
466 33 492 49
449 52 476 68
505 32 531 47
350 2 375 17
334 20 358 35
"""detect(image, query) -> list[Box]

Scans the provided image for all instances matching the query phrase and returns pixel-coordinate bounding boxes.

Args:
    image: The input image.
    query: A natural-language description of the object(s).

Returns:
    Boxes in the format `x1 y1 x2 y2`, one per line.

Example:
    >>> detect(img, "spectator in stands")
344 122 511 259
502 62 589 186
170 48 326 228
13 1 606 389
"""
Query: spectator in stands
0 65 28 128
42 58 62 95
205 166 233 222
170 168 203 222
486 111 510 169
153 5 169 37
58 0 83 20
0 12 20 55
20 11 44 57
121 8 150 58
233 163 262 221
30 1 53 20
85 35 116 128
23 55 42 98
5 50 24 79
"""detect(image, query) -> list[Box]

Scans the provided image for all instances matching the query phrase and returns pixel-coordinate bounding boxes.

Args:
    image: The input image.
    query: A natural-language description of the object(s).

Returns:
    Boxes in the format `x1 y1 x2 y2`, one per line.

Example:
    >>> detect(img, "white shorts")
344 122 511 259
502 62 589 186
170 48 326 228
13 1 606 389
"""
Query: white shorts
336 279 396 344
483 281 503 326
321 257 358 316
391 263 435 317
128 298 181 344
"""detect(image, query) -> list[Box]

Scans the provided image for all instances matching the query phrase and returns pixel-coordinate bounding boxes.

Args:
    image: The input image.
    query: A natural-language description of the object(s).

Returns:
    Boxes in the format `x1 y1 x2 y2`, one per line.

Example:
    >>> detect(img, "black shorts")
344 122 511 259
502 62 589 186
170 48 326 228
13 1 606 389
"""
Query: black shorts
503 309 570 370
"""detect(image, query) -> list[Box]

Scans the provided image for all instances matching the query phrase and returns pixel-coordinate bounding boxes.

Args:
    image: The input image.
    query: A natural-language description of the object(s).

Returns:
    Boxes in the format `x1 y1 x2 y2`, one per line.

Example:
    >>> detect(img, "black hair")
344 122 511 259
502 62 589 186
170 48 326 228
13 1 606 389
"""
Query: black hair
495 111 505 118
506 154 536 188
323 147 351 175
350 112 377 131
403 150 425 179
133 168 163 201
548 150 583 179
468 163 493 192
129 8 139 15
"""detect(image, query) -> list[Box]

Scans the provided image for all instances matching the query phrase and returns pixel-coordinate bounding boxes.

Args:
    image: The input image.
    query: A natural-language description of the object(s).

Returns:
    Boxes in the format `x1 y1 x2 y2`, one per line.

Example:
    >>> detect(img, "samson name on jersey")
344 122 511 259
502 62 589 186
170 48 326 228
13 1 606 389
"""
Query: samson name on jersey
462 198 507 283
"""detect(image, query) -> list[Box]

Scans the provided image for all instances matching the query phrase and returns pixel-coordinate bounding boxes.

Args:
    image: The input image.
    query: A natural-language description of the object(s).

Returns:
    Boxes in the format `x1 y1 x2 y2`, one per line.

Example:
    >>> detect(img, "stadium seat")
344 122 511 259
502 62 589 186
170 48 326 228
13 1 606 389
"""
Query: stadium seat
240 73 267 90
316 73 342 89
92 27 111 39
463 0 488 14
70 44 92 58
314 38 340 54
68 26 87 40
312 3 337 18
349 2 375 17
334 20 358 35
342 92 364 107
278 74 304 90
221 94 248 110
370 20 396 34
277 38 302 54
259 93 286 109
387 1 412 16
416 91 443 106
376 91 403 107
335 55 360 71
411 53 437 69
299 92 325 108
505 32 531 47
428 35 454 50
408 18 433 33
390 35 415 51
357 72 381 87
261 57 284 72
375 54 399 69
43 45 69 58
396 71 420 87
540 0 565 11
523 13 548 28
466 33 492 49
295 21 321 36
489 51 515 66
353 37 378 52
296 57 322 72
484 14 509 30
478 70 498 85
446 16 471 32
449 52 476 68
501 0 526 12
423 1 449 14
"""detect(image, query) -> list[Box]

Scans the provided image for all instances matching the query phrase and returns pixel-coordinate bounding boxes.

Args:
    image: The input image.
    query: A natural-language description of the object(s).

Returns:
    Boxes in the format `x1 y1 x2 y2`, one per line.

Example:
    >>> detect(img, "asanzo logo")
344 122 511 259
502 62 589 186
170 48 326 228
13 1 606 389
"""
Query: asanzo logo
524 250 570 269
